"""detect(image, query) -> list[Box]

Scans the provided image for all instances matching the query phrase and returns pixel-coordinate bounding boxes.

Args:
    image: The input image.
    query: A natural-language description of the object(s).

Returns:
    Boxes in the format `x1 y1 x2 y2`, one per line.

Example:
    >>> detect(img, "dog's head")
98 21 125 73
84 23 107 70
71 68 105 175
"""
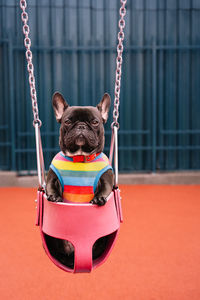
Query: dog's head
52 92 111 156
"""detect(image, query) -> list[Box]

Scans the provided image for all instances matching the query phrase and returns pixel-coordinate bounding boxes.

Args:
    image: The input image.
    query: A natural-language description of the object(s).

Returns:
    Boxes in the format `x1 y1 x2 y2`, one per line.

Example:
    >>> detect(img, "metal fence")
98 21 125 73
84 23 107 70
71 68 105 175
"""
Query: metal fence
0 0 200 173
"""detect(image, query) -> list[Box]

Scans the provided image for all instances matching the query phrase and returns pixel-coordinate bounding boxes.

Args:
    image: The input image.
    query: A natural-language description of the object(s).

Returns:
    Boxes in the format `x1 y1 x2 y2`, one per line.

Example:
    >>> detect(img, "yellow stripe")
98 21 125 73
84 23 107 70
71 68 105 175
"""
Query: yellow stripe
52 160 108 171
63 192 93 203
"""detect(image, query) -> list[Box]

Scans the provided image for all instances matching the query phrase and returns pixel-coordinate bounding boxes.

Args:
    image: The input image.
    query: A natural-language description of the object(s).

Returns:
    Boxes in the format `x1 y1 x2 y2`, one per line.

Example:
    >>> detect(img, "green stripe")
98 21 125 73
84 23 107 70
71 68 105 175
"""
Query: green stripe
59 170 99 178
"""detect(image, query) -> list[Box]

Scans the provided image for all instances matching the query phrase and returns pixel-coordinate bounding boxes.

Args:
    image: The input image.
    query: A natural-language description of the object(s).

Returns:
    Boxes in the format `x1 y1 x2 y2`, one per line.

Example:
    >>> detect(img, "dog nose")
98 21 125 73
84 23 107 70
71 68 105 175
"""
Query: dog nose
77 123 86 130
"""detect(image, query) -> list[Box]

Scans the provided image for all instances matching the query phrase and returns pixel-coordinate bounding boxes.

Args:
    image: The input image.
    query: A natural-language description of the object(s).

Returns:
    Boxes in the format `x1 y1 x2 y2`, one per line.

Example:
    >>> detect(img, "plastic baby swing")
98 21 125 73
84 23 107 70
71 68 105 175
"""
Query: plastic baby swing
20 0 127 273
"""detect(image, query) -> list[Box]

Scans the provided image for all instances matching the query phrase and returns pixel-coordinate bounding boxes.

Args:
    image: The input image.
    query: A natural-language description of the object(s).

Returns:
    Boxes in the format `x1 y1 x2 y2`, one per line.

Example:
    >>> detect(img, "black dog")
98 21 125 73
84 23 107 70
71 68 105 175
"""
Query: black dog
45 92 114 268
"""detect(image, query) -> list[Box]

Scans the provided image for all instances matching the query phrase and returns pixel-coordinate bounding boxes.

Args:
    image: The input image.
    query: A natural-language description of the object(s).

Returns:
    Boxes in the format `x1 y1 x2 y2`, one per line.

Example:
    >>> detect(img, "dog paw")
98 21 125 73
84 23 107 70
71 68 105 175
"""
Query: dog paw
90 196 107 206
63 241 74 256
47 195 63 202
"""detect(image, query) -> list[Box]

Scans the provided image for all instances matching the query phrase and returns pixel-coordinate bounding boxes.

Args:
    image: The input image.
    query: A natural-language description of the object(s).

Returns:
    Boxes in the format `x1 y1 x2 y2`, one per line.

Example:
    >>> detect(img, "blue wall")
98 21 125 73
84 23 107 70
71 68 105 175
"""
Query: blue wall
0 0 200 173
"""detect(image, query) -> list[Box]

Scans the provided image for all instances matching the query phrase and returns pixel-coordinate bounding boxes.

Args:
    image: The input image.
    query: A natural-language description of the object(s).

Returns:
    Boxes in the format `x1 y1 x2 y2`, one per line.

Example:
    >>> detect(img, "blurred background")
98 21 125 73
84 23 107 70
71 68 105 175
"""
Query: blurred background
0 0 200 175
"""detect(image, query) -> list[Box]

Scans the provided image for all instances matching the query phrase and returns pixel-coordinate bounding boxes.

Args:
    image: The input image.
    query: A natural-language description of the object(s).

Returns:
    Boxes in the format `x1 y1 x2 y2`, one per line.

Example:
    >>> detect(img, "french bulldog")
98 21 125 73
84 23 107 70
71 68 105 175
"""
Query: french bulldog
45 92 114 268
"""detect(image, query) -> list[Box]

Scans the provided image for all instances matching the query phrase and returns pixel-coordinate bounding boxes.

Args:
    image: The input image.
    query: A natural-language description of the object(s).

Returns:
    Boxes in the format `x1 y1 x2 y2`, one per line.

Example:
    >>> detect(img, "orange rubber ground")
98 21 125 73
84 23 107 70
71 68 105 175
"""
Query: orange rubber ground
1 185 200 300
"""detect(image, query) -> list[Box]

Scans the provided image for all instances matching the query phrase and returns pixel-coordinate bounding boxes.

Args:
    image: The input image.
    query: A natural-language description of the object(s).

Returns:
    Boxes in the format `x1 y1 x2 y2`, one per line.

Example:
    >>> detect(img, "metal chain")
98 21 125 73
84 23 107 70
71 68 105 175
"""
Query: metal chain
20 0 42 128
112 0 127 129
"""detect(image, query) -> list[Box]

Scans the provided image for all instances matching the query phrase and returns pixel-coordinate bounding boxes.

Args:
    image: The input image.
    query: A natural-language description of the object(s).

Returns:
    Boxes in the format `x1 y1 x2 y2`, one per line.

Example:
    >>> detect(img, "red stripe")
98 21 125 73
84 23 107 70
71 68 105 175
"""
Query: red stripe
64 185 93 194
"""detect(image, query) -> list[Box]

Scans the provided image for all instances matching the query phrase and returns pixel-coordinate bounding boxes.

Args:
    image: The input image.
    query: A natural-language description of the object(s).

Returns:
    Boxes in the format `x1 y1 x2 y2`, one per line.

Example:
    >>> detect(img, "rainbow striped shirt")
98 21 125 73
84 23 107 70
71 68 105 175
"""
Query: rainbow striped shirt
50 152 112 203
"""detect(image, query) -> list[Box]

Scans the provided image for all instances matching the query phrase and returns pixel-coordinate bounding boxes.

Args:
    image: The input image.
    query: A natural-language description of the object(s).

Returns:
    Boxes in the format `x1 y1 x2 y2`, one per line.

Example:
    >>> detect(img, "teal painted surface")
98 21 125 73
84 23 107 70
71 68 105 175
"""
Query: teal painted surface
0 0 200 173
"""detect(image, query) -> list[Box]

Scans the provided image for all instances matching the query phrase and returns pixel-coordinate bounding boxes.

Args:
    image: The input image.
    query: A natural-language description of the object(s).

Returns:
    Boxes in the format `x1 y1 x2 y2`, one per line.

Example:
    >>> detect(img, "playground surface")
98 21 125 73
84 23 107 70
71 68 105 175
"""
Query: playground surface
1 185 200 300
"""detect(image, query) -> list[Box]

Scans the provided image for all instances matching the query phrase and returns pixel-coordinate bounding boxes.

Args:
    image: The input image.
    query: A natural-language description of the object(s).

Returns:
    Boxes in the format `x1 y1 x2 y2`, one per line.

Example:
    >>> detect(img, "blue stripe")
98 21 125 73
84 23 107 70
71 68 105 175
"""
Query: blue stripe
59 152 73 161
59 170 99 178
93 165 113 192
50 164 64 191
62 176 95 187
93 152 103 161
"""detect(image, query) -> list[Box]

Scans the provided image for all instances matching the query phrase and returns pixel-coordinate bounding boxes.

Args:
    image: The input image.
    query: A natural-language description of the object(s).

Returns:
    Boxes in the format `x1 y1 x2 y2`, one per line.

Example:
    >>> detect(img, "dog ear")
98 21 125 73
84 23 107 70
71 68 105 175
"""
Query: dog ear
97 93 111 123
52 92 69 123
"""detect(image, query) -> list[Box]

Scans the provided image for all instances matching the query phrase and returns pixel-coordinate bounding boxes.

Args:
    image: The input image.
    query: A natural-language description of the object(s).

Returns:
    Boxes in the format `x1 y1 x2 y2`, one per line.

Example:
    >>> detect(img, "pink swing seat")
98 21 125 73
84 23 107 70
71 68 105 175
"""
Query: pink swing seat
36 188 123 273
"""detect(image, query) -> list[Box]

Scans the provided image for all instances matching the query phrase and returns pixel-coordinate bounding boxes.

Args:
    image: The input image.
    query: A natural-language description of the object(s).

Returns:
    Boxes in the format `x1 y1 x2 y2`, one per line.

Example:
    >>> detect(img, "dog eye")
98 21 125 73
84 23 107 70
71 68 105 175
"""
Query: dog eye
91 120 99 126
65 119 71 125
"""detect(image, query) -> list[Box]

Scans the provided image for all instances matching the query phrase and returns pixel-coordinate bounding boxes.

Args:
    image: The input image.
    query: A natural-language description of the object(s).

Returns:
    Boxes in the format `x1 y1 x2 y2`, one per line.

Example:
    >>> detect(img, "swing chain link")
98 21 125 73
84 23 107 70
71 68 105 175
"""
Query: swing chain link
112 0 127 129
20 0 42 128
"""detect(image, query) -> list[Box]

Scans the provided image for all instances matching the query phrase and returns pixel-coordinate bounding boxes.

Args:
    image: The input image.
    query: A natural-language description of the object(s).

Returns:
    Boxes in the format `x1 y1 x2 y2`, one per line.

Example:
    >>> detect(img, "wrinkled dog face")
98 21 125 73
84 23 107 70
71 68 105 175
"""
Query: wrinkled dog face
52 93 111 156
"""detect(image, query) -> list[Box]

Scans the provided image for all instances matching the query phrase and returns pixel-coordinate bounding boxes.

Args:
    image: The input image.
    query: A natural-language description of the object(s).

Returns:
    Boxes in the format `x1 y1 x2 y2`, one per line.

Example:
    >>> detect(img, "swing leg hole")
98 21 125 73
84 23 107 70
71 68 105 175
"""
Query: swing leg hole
44 234 75 269
43 231 118 270
92 231 118 264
